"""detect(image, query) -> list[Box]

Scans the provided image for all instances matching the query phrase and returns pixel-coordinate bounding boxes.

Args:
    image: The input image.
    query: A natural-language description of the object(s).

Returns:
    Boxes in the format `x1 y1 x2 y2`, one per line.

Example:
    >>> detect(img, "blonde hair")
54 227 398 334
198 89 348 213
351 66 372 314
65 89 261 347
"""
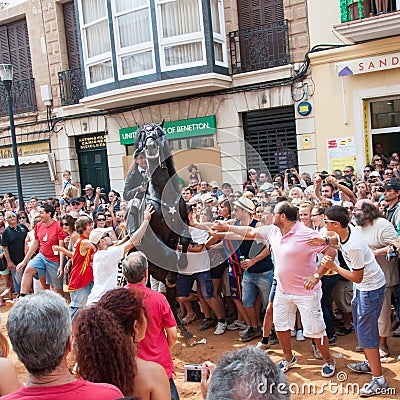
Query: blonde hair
64 186 78 200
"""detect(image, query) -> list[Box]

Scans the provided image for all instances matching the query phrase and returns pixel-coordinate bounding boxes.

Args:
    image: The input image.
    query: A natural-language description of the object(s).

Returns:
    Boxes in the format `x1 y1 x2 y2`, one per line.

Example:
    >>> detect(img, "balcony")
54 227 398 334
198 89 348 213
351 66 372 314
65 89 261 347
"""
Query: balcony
0 78 37 117
335 0 400 42
58 68 84 106
229 20 290 75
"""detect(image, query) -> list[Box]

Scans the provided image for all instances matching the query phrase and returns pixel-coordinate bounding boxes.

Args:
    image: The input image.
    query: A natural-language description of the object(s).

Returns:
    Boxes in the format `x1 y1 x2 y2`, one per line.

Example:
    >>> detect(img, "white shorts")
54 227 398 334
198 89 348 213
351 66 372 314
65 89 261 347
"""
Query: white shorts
273 289 326 339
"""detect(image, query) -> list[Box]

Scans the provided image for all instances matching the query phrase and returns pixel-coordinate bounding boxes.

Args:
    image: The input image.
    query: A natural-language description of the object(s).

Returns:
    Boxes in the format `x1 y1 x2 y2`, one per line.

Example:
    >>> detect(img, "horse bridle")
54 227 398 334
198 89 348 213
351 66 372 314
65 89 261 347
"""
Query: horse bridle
134 123 166 158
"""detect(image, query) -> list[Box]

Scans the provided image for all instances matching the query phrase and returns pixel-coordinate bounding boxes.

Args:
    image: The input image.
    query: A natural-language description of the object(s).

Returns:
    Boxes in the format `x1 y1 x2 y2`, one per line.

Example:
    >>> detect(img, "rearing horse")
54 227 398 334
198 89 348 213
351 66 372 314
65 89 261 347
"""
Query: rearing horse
124 121 192 337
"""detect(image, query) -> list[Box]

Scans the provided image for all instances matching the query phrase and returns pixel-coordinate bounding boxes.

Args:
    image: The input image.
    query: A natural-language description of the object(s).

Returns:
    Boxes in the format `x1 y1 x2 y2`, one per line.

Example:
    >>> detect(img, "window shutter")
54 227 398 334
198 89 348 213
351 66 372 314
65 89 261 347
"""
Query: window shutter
63 1 81 70
0 25 11 64
239 0 284 28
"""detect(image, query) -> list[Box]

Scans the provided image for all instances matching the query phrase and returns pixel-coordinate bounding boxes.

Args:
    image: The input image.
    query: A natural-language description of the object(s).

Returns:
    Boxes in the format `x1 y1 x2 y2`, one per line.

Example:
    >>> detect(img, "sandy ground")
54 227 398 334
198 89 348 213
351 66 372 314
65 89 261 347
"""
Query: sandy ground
2 306 400 399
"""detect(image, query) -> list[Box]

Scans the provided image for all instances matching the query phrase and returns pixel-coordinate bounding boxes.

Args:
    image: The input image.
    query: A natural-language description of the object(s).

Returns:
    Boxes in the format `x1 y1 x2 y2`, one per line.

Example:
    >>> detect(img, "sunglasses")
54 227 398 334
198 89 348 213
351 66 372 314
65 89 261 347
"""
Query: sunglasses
364 170 371 173
97 218 106 222
311 213 323 217
71 202 80 206
323 219 337 223
375 158 382 161
18 216 26 219
61 222 69 227
105 214 111 217
101 233 110 239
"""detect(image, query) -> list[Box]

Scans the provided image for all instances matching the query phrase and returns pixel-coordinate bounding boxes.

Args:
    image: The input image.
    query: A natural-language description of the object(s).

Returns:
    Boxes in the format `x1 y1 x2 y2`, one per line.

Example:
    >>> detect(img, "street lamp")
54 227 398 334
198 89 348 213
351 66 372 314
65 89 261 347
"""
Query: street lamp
0 64 24 207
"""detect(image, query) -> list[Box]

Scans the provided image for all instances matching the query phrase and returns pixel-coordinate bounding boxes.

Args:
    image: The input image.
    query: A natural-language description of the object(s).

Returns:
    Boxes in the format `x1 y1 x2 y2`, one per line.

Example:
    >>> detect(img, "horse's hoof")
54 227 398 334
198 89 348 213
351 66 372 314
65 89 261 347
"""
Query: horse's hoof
181 330 193 340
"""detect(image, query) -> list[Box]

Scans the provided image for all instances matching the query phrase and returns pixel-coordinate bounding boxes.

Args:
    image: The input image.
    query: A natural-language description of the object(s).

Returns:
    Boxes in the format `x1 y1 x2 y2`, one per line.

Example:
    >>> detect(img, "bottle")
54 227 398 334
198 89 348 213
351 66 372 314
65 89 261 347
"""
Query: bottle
240 256 245 262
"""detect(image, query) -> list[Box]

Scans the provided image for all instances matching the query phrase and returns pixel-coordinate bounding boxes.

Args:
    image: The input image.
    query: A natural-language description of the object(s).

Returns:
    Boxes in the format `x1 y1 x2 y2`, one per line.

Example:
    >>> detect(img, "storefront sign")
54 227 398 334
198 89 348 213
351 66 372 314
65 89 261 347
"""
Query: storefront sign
119 116 217 145
327 137 356 172
76 133 106 151
337 52 400 77
297 101 312 116
0 141 50 160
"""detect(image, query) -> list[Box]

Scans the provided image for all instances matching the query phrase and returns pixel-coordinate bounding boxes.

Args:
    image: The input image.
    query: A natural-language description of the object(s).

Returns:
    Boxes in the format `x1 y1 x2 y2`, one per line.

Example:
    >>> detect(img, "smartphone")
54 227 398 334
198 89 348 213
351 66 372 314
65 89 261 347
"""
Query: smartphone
184 364 202 383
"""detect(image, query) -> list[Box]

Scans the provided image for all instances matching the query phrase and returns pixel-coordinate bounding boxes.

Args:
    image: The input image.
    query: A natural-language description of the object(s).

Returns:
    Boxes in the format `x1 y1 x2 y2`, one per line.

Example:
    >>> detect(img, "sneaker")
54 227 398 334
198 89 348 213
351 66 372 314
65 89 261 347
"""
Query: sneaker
239 326 250 338
312 342 323 360
347 360 372 374
214 321 227 335
199 318 215 331
379 346 390 358
359 377 389 397
227 319 247 331
255 341 270 350
337 326 352 336
277 355 297 373
181 313 196 325
296 329 305 341
5 299 17 307
290 329 296 337
239 327 262 342
321 360 336 378
328 335 337 346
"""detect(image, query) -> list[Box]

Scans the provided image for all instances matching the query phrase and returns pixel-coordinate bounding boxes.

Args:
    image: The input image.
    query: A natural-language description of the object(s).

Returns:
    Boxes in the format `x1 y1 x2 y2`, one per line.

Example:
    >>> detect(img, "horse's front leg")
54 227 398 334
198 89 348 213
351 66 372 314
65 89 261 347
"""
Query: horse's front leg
177 226 191 269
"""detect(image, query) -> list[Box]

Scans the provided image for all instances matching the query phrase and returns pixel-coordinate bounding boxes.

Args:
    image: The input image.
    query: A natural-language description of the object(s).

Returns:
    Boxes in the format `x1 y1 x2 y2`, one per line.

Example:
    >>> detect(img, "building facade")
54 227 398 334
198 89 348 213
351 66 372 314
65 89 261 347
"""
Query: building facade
0 0 317 200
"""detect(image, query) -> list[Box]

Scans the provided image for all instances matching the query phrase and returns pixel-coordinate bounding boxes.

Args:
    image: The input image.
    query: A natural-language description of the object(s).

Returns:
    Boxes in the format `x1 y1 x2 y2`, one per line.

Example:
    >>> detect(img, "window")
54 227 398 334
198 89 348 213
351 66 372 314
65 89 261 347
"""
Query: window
77 0 227 88
78 0 113 87
112 0 155 78
156 0 206 71
370 99 400 129
211 0 227 66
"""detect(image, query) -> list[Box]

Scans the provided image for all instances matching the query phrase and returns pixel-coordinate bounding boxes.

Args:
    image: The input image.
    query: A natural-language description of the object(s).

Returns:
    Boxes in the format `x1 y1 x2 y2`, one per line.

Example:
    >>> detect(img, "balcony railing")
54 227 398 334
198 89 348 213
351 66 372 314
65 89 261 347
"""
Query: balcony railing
229 20 290 75
0 77 37 117
340 0 400 23
59 67 84 106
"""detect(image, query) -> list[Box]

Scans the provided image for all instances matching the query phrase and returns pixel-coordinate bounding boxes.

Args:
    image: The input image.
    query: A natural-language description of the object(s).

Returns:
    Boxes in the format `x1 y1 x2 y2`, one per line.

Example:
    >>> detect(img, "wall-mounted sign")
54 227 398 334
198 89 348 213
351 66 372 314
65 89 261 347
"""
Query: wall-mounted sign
327 137 356 172
76 133 106 151
0 141 50 160
337 52 400 77
119 116 217 145
297 101 312 116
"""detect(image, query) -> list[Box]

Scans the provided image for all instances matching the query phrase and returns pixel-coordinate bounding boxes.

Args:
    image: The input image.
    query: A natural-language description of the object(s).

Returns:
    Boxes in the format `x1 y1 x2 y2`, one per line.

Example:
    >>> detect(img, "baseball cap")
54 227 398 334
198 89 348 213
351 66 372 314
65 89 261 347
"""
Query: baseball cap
70 197 81 203
89 227 113 244
382 180 400 191
84 184 94 190
369 171 380 177
221 182 231 189
248 169 257 175
210 180 218 189
201 194 215 204
234 196 255 213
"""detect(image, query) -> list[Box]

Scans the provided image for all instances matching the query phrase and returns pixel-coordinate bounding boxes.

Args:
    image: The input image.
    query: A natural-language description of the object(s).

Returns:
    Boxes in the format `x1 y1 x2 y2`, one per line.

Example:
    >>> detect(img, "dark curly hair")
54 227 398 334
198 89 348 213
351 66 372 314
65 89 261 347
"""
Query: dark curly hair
96 287 144 336
74 288 144 396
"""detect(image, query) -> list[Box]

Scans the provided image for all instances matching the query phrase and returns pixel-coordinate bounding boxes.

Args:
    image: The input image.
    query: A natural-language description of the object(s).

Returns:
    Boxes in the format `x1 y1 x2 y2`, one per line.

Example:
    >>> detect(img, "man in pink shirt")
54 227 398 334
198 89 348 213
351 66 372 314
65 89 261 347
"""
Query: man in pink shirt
123 251 179 400
212 201 337 378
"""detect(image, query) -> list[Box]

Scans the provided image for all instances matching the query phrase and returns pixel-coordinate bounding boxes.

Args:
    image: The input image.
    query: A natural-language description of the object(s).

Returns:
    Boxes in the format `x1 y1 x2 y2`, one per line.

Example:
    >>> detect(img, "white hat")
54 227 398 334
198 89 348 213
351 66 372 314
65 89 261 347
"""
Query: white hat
233 196 255 213
210 180 219 189
84 184 94 190
89 227 113 244
369 171 380 177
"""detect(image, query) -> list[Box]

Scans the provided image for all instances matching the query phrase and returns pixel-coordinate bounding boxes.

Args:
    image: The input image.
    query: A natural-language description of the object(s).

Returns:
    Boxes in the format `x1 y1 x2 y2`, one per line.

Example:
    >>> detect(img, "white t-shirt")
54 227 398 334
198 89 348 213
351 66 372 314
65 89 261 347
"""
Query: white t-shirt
339 225 386 291
179 227 210 275
86 245 125 306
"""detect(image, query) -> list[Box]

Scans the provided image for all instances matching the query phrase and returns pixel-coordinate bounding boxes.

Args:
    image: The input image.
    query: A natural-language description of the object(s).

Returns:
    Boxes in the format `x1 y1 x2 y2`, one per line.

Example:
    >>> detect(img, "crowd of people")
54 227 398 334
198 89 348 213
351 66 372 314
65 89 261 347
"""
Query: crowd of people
0 146 399 398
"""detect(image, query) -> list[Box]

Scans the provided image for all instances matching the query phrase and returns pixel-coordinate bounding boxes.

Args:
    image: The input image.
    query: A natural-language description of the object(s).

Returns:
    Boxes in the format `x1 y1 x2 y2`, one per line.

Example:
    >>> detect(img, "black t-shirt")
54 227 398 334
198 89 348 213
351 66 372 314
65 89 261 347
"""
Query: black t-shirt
1 224 28 264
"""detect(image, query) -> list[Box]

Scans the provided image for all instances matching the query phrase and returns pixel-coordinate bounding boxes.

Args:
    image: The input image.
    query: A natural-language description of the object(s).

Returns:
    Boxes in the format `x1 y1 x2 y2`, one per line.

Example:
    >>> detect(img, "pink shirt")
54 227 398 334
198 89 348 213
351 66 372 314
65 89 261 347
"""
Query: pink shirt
259 222 328 295
125 283 176 379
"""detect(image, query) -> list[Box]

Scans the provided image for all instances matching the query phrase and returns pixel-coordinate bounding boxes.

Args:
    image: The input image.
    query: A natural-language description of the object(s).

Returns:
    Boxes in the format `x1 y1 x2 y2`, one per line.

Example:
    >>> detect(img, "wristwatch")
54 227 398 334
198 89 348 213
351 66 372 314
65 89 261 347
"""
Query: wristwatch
313 273 320 280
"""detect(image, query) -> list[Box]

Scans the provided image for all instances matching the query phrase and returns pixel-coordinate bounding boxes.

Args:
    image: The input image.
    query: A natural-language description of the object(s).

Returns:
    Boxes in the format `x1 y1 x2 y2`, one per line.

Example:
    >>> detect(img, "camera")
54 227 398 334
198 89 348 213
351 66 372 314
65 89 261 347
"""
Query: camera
368 178 376 183
319 173 328 180
184 364 202 382
285 169 291 174
386 245 398 262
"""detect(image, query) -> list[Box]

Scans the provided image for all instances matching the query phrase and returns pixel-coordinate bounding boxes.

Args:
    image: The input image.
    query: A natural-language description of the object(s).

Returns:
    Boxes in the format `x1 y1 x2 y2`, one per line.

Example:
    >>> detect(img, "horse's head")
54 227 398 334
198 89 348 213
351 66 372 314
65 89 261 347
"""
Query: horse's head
134 121 166 160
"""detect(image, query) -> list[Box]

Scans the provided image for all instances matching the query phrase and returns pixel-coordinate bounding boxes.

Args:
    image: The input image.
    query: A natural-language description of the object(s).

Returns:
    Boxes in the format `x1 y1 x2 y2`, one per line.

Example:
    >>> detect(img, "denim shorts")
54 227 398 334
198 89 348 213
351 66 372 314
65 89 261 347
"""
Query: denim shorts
70 281 94 321
352 284 385 349
176 271 214 300
241 269 273 309
29 252 63 290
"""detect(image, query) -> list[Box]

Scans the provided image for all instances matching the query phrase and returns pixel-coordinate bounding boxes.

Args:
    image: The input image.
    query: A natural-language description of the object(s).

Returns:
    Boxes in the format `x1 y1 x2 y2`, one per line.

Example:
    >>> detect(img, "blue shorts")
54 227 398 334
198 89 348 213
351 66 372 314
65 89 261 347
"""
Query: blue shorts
352 284 385 349
29 253 63 290
70 281 94 321
228 274 242 300
176 271 214 300
269 278 277 303
241 269 273 309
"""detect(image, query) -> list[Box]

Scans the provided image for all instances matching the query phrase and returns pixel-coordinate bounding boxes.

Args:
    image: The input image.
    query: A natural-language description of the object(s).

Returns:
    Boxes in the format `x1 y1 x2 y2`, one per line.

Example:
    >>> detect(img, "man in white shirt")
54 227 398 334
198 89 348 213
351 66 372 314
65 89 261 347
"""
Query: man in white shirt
321 205 387 397
86 205 153 306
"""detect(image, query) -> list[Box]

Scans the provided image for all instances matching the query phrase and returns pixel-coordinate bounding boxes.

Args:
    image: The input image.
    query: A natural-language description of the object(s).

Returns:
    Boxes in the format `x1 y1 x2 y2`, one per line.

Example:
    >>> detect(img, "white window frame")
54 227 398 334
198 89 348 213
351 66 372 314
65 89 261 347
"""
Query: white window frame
77 0 114 88
211 0 227 67
155 0 207 72
111 0 156 80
